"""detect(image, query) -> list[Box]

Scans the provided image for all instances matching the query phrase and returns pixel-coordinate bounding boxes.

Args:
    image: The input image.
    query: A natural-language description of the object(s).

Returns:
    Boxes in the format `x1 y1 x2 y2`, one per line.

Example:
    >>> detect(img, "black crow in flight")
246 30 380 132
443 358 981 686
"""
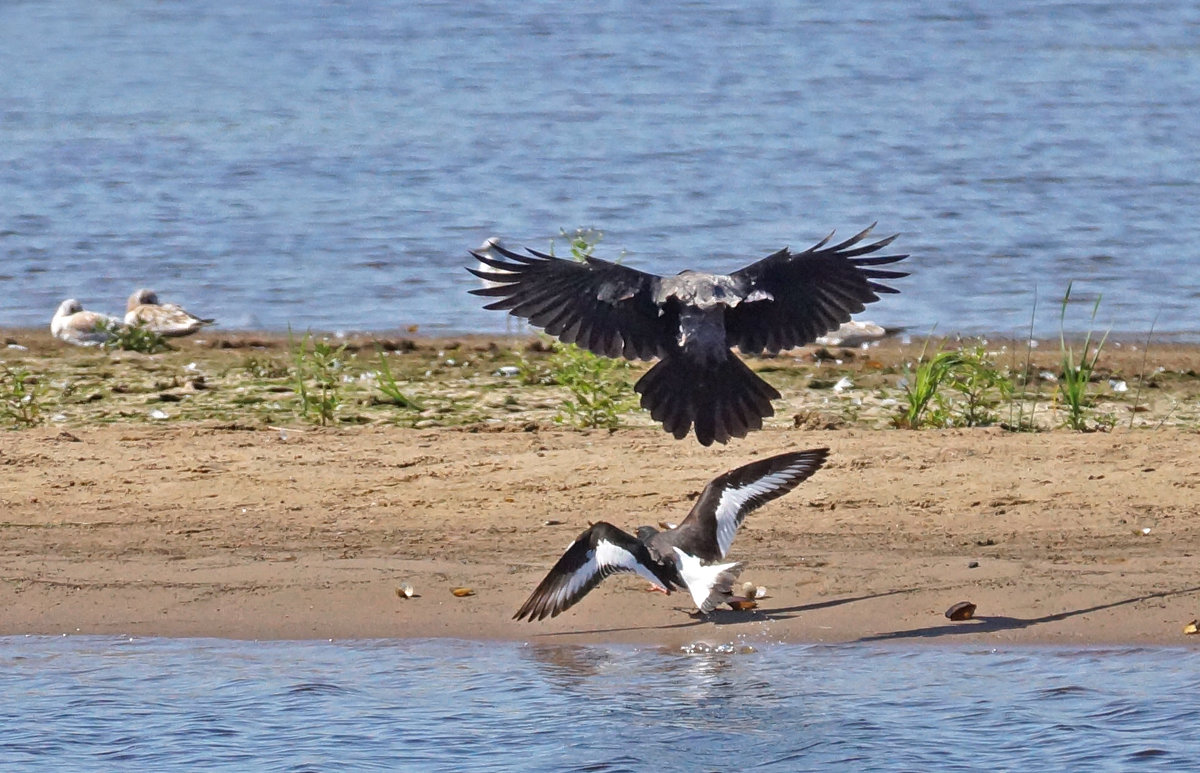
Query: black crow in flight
470 226 907 445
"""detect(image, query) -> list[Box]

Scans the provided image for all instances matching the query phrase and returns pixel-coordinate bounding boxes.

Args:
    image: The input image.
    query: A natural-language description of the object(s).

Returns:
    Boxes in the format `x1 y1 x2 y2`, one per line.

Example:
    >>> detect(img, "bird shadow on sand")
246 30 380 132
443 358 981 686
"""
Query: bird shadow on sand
532 586 928 639
686 585 930 628
856 584 1200 643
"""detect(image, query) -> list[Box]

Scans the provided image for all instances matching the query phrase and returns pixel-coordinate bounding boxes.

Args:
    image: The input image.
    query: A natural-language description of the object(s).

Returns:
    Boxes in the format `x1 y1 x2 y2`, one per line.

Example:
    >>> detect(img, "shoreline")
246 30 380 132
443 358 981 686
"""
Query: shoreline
1 330 1199 646
10 325 1200 346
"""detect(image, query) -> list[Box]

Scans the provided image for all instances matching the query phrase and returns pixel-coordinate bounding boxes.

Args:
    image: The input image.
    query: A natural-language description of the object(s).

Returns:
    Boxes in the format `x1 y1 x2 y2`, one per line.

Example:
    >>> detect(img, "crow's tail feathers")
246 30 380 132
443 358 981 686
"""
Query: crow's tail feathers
635 353 779 446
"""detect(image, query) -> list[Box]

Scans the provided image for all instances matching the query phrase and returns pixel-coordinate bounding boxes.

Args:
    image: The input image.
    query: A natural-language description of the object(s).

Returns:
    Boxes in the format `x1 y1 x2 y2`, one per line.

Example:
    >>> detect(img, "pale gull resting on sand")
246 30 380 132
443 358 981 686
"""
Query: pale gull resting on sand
50 299 122 346
124 289 214 337
814 320 899 348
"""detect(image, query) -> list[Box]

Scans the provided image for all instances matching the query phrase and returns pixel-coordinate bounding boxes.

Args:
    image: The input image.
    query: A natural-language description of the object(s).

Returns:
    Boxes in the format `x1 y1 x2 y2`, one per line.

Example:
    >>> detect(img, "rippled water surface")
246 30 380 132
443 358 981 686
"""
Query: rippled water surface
2 1 1199 338
1 637 1197 771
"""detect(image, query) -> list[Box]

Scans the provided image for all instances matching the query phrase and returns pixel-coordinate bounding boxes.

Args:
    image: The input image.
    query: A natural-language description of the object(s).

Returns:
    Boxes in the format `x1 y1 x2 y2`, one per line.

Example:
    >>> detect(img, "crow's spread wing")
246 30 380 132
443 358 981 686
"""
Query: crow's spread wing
469 244 672 360
724 225 908 354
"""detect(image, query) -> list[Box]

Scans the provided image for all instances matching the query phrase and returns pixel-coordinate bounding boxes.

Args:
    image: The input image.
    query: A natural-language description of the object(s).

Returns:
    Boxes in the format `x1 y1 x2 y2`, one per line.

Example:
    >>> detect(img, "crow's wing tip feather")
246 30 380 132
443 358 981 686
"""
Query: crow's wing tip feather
850 253 909 267
472 253 527 271
465 266 515 281
828 224 877 251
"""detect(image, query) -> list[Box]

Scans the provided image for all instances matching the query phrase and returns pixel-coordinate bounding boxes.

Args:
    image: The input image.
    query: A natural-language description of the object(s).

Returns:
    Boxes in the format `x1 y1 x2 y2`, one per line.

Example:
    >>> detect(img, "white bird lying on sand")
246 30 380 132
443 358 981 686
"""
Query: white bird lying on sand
50 299 122 346
513 448 829 621
814 320 897 348
124 289 214 337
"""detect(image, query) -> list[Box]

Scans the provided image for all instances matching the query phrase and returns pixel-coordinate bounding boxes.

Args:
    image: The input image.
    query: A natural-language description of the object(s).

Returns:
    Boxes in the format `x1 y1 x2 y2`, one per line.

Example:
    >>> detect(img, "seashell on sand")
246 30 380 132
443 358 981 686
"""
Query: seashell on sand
945 601 977 621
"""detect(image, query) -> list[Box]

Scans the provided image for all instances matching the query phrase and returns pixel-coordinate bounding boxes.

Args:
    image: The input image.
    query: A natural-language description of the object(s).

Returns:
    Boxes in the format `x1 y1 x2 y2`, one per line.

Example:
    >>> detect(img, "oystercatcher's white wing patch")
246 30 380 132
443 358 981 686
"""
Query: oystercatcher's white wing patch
711 462 813 557
595 539 664 588
542 549 601 614
538 539 658 615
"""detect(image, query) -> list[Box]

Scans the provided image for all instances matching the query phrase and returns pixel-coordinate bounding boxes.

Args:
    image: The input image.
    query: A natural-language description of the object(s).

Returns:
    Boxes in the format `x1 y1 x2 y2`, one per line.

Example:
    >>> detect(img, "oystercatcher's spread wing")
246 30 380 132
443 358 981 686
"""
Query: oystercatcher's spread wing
660 448 830 561
514 522 675 621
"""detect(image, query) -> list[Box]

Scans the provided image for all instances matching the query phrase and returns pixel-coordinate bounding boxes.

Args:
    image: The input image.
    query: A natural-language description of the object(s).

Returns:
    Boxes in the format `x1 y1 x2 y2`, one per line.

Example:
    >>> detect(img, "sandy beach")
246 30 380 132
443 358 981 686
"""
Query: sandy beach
2 329 1199 647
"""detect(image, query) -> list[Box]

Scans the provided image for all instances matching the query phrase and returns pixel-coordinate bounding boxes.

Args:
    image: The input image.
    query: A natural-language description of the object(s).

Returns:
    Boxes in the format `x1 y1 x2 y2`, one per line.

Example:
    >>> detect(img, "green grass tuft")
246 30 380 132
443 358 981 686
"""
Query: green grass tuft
1005 290 1042 432
893 338 957 429
374 347 422 410
1057 283 1110 431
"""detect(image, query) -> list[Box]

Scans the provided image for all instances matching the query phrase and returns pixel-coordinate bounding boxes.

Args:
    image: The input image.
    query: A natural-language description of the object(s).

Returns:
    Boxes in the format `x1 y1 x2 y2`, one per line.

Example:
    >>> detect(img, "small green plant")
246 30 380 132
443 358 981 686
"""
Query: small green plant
553 227 603 261
539 229 635 429
1057 283 1110 431
374 348 421 410
945 341 1012 427
289 330 347 425
548 343 634 429
101 320 172 354
0 364 46 428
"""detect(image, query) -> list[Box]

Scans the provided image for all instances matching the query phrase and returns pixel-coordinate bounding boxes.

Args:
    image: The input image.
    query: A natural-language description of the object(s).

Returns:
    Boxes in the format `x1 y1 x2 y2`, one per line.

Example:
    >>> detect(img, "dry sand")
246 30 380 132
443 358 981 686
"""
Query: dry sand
3 419 1199 647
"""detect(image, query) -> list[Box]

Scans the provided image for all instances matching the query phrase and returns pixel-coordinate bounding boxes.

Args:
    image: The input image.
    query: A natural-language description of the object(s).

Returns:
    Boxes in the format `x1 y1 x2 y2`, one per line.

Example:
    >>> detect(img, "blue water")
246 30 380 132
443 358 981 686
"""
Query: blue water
1 1 1199 339
1 636 1197 771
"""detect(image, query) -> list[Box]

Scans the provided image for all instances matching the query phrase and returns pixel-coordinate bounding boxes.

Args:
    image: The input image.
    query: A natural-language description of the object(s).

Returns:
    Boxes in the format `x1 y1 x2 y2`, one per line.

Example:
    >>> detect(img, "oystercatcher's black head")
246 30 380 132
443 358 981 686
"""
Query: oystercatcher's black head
635 525 660 543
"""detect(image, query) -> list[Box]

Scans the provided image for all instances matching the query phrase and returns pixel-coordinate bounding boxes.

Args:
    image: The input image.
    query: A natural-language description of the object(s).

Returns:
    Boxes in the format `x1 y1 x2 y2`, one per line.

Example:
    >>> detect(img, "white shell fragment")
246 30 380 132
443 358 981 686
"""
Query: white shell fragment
737 581 768 600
